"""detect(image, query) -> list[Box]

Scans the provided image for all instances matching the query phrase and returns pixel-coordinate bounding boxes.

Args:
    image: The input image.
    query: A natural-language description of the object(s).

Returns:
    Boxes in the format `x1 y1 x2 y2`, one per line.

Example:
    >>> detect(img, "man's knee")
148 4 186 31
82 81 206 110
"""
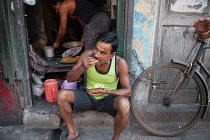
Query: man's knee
116 97 130 113
56 89 73 104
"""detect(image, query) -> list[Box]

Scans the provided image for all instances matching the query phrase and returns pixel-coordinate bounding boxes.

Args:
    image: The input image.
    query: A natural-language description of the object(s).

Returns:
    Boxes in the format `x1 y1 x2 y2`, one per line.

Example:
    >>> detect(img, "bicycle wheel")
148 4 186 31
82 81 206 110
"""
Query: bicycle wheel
131 62 207 136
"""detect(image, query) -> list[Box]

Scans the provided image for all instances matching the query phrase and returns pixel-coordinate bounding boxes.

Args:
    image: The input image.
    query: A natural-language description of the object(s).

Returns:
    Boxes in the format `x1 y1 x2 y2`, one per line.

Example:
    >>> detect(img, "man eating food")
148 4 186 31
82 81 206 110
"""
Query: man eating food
56 31 131 140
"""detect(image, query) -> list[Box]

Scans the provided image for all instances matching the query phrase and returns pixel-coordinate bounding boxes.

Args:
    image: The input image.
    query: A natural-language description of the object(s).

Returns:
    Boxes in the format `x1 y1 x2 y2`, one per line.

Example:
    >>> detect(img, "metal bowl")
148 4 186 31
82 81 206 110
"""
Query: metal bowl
63 41 80 48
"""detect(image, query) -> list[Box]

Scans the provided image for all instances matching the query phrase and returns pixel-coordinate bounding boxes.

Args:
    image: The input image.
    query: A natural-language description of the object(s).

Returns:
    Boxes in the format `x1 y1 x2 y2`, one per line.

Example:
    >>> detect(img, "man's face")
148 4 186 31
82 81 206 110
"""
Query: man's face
93 41 116 65
52 2 61 13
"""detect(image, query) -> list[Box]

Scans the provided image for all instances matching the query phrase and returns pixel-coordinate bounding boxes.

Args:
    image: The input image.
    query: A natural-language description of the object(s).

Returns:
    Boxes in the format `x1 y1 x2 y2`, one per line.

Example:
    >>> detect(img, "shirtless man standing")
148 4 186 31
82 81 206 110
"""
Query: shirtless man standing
52 0 110 50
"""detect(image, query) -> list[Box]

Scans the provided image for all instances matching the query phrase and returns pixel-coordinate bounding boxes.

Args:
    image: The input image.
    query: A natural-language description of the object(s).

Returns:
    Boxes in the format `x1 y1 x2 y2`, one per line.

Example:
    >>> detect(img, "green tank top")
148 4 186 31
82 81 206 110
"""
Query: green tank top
86 55 119 99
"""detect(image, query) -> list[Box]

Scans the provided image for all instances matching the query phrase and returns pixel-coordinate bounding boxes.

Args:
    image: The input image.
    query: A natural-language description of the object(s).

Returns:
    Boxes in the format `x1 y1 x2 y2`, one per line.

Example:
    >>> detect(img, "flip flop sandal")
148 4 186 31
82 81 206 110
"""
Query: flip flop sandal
65 134 79 140
65 138 73 140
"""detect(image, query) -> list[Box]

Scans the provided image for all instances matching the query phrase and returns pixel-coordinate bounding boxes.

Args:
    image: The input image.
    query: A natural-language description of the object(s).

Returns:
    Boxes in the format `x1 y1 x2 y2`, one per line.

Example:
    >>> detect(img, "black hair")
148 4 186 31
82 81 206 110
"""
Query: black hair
96 31 119 54
51 0 64 6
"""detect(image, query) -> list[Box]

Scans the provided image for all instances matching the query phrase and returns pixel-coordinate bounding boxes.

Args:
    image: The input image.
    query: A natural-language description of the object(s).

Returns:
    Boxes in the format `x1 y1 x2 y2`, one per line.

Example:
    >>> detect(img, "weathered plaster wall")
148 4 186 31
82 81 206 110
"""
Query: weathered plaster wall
131 0 156 77
0 65 23 126
171 0 208 13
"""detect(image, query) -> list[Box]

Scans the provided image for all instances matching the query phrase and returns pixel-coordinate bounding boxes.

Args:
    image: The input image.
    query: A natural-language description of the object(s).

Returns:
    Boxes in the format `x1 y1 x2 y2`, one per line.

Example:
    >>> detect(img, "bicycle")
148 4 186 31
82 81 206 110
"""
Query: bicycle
130 33 210 136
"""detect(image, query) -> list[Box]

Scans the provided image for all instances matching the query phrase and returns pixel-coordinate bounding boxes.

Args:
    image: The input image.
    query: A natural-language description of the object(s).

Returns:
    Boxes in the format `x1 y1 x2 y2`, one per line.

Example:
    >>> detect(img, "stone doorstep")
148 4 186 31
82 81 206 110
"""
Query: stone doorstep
23 100 115 129
23 99 210 130
23 102 61 129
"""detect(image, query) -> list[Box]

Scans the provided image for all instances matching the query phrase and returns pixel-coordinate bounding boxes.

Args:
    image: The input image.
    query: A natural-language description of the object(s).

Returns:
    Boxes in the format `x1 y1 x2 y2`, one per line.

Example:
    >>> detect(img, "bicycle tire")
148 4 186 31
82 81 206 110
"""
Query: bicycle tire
131 62 207 136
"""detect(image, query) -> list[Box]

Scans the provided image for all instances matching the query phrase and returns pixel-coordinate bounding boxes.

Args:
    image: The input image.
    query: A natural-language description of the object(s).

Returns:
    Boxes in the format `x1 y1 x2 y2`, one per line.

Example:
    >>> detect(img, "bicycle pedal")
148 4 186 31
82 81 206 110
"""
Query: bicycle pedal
152 85 156 90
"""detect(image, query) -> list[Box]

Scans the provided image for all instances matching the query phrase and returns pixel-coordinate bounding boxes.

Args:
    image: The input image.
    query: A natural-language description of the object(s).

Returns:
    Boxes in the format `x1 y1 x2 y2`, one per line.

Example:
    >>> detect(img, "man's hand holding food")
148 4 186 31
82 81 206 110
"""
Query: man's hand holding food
82 57 99 69
87 84 108 96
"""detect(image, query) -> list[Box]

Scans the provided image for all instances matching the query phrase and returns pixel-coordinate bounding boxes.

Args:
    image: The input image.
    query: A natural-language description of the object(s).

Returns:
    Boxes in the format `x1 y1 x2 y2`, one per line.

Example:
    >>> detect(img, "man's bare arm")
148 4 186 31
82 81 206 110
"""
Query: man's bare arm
53 4 69 48
66 50 98 82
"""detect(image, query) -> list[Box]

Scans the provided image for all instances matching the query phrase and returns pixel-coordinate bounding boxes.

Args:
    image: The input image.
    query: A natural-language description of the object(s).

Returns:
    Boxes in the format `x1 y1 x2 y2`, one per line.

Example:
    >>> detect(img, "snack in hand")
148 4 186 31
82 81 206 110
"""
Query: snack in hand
93 59 99 63
87 84 104 94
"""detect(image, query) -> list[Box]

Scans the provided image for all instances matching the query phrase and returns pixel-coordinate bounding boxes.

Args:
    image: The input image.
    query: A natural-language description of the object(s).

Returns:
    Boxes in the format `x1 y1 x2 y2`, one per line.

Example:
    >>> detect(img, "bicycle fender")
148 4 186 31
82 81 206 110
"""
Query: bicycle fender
171 59 209 119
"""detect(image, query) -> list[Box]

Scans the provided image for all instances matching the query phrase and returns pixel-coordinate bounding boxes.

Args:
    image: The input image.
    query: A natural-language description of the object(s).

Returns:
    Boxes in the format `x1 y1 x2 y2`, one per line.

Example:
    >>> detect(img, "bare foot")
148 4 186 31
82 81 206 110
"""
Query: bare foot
67 130 79 139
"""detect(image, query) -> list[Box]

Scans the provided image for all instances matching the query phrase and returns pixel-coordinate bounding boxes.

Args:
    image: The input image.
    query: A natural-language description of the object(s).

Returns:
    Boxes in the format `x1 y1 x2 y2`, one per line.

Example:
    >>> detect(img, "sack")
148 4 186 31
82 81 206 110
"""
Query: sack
31 73 44 97
32 83 44 97
29 52 48 75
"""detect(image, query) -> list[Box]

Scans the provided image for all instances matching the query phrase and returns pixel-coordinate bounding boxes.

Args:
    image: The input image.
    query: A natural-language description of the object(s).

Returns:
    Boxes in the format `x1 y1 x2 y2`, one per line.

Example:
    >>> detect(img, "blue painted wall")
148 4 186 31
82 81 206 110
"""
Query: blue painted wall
131 0 156 77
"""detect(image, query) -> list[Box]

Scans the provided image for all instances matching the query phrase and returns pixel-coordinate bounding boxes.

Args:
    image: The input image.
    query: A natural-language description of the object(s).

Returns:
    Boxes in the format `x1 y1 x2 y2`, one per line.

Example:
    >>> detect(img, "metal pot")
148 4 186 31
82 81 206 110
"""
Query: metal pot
43 46 54 58
63 41 80 48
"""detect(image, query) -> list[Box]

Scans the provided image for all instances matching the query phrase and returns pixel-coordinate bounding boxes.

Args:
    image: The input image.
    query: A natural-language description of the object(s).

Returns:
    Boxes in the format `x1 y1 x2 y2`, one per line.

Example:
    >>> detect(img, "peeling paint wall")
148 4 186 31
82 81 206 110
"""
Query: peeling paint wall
130 0 209 78
171 0 208 13
131 0 156 77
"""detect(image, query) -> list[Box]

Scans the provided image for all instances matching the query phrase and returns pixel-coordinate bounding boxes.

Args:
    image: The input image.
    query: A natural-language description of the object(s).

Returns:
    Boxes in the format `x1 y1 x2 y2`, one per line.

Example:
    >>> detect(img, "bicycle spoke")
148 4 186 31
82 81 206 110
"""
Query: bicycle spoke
170 77 192 102
131 63 206 136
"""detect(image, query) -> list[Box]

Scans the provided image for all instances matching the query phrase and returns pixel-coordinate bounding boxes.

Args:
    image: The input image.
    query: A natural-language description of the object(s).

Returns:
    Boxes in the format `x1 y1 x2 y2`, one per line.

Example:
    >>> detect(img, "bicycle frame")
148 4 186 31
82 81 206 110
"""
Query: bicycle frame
189 40 210 78
193 42 210 77
171 39 210 118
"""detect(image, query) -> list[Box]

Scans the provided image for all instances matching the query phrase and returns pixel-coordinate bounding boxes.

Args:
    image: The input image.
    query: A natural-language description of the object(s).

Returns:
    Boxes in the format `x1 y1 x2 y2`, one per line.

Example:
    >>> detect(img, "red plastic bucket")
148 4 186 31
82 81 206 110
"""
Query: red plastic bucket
44 79 58 103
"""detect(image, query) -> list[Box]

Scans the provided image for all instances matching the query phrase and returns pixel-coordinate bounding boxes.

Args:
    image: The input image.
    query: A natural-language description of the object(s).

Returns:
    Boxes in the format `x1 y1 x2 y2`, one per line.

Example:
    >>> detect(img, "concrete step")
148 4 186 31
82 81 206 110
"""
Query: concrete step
23 100 114 129
23 100 61 129
23 97 210 131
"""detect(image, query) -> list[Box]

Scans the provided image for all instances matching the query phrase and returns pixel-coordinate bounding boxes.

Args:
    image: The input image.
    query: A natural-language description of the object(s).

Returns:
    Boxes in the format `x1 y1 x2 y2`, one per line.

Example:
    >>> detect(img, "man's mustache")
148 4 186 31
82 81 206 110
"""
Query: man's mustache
91 54 100 61
93 57 100 61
